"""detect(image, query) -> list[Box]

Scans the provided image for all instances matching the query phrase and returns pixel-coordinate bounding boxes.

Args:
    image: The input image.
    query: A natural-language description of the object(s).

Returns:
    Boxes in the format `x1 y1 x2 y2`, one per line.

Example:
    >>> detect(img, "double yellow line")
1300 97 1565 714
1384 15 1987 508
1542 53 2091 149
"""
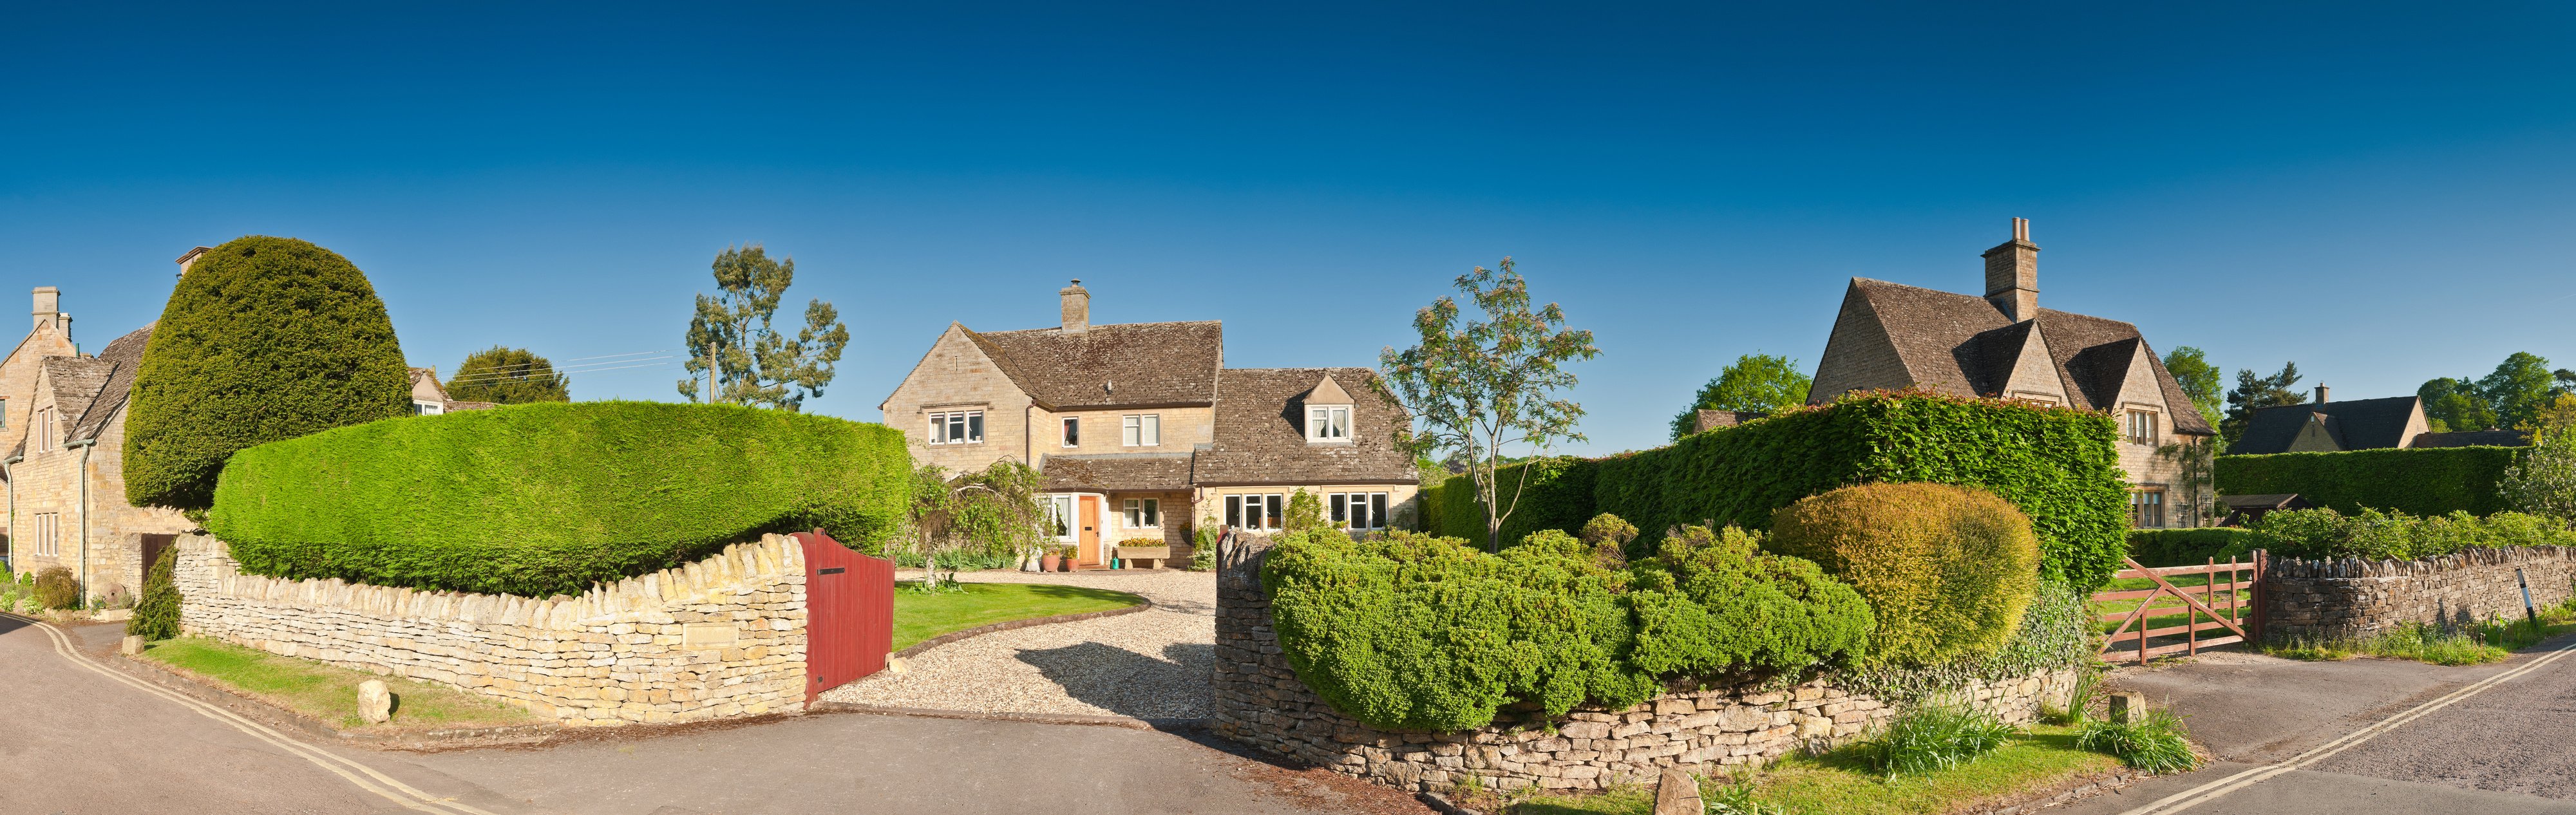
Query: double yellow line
4 612 504 815
2117 636 2576 815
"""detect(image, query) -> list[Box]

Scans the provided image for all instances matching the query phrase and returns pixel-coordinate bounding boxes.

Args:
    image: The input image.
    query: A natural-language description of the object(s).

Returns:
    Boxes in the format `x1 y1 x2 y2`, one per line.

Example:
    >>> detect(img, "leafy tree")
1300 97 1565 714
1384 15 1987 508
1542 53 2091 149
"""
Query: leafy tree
2526 393 2576 440
2161 347 2224 430
2479 351 2560 432
1378 258 1598 552
677 244 851 411
2419 377 2496 433
127 236 412 510
445 346 571 404
1667 353 1812 442
2502 424 2576 520
905 460 1043 590
2219 362 2304 447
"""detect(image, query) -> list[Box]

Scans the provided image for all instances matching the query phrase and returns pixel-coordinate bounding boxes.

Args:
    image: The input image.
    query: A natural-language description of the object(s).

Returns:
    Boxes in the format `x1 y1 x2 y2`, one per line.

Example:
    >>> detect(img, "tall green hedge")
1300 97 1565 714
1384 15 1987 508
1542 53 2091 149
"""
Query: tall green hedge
1425 393 2131 588
206 402 911 597
128 236 413 510
2215 446 2521 517
1425 456 1598 547
2126 529 2264 568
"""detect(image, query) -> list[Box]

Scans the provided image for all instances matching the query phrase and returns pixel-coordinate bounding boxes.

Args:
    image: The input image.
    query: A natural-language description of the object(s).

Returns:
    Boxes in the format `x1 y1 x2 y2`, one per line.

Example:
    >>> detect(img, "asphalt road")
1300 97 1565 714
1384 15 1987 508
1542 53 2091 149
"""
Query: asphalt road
2057 637 2576 815
0 617 1421 815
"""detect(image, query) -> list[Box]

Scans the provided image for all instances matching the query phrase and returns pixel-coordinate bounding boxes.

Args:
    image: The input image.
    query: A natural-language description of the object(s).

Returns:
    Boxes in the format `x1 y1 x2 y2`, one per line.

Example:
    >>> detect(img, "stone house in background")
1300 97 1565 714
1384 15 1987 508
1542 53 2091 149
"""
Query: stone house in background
2226 388 2525 454
1806 219 2217 527
409 367 497 415
0 286 80 549
880 281 1417 567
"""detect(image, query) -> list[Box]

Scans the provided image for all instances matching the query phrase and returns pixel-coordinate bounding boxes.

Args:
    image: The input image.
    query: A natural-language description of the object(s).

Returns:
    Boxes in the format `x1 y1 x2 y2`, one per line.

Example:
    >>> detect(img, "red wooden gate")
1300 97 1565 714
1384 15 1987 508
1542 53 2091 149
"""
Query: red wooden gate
795 530 893 704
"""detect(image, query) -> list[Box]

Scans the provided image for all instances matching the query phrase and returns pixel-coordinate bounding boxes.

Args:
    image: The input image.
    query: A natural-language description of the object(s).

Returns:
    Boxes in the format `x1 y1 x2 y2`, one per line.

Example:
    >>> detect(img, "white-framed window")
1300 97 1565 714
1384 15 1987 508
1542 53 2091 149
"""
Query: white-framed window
31 512 59 557
927 410 985 445
2126 409 2158 445
412 400 444 416
30 408 54 453
1307 405 1351 442
1123 498 1161 528
1043 494 1078 539
1329 492 1392 530
1061 417 1081 447
1225 494 1285 530
1121 414 1161 447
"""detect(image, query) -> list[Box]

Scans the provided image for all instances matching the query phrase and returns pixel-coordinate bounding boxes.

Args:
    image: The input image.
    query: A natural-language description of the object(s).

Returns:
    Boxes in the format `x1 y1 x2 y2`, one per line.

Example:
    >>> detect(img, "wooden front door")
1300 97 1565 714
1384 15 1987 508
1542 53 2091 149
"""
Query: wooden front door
139 534 176 580
1077 495 1102 565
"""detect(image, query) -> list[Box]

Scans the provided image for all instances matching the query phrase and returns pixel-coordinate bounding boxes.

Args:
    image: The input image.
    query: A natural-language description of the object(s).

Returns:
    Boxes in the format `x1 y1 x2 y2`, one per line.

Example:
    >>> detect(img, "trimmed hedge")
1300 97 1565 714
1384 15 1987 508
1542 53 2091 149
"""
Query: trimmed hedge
2215 446 2521 517
128 236 413 510
2249 508 2576 561
1424 456 1598 547
2126 529 2264 568
1425 393 2131 588
1262 524 1870 731
1768 484 2041 666
206 402 911 597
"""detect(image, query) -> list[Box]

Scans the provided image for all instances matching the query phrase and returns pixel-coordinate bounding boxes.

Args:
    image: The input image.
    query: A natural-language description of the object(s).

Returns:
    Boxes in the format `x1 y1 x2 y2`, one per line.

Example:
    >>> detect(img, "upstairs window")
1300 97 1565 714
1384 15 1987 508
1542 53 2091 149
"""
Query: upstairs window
2126 409 2158 445
1307 405 1351 442
1122 414 1160 447
1061 417 1081 447
31 408 53 453
927 410 984 445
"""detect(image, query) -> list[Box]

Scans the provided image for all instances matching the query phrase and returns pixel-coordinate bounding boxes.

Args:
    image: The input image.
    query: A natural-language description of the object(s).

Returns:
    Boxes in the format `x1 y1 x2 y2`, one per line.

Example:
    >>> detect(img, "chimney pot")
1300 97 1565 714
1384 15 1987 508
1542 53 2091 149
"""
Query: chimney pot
1981 219 2040 323
1059 279 1090 334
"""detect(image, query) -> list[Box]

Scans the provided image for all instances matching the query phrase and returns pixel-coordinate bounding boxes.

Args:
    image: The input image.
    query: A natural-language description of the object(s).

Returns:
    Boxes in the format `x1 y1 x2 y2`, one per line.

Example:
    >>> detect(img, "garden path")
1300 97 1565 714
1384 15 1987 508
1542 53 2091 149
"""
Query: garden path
820 568 1216 720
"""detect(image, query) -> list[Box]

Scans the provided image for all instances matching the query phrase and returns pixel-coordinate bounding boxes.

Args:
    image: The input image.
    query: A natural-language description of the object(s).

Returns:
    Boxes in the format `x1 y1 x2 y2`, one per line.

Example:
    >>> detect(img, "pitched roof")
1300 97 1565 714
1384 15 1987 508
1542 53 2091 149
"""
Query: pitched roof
1835 279 2214 435
1189 368 1415 485
1041 454 1194 492
67 324 153 444
41 357 114 432
964 321 1222 410
2230 396 2420 454
2414 429 2528 448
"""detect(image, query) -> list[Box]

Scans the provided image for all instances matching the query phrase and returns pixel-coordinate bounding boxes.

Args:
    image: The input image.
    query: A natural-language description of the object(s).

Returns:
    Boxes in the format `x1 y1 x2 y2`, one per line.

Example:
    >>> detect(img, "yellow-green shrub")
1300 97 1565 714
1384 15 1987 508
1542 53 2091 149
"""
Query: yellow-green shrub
1768 483 2040 666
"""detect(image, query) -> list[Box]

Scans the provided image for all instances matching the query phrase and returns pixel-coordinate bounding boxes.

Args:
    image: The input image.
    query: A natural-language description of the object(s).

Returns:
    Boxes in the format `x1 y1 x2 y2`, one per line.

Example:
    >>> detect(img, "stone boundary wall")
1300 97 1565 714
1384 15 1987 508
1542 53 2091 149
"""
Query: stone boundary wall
1211 536 2078 792
2260 546 2576 641
174 534 807 727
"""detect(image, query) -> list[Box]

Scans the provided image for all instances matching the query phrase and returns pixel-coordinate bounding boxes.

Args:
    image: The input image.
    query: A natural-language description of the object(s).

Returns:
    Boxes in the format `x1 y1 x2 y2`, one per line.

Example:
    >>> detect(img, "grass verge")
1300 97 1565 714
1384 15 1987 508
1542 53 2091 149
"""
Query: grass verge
895 582 1144 651
2264 599 2576 666
1501 726 2121 815
138 637 543 731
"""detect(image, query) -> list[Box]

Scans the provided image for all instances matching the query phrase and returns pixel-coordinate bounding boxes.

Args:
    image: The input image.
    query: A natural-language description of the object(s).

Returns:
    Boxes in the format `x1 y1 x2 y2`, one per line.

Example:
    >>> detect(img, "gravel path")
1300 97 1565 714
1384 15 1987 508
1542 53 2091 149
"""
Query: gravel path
820 568 1216 719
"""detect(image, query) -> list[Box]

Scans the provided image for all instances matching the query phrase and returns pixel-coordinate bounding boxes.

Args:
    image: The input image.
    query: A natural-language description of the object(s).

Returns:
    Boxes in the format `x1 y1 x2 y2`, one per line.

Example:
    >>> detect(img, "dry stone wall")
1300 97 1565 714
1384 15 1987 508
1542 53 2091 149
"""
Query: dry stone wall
1211 536 2078 792
2260 546 2576 641
174 534 807 726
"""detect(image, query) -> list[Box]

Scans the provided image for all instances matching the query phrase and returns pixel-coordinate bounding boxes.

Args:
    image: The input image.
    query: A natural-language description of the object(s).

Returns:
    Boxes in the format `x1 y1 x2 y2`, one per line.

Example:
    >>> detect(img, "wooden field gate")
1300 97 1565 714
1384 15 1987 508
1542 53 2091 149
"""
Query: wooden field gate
2094 551 2267 665
795 530 894 703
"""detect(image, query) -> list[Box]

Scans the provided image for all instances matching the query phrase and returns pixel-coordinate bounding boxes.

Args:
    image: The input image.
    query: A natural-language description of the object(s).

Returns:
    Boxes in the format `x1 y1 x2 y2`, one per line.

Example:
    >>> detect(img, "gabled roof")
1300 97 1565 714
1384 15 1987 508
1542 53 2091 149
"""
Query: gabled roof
2414 429 2528 448
963 321 1222 410
1190 368 1414 485
2230 395 2420 454
66 324 153 444
1828 279 2214 435
41 357 114 429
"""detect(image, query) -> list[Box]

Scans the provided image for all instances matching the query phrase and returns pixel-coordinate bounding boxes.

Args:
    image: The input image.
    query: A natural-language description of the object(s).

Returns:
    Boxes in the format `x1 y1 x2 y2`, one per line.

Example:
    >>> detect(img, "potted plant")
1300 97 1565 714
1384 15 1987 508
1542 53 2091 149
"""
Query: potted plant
1038 547 1062 572
1115 537 1172 569
1056 544 1079 572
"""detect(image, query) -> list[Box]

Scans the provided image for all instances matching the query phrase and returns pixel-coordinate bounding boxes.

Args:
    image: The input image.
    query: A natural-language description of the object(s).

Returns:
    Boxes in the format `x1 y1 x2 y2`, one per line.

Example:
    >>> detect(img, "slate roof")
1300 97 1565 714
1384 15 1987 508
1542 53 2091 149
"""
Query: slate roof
10 324 152 460
41 357 113 433
1189 368 1415 486
1041 454 1195 492
2414 429 2528 448
1830 279 2215 435
965 321 1223 410
2230 396 2420 454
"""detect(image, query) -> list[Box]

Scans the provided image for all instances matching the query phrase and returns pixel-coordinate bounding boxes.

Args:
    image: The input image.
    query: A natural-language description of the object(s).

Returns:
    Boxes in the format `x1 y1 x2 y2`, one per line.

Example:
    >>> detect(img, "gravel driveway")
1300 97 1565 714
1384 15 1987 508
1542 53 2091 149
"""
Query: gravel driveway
820 568 1215 719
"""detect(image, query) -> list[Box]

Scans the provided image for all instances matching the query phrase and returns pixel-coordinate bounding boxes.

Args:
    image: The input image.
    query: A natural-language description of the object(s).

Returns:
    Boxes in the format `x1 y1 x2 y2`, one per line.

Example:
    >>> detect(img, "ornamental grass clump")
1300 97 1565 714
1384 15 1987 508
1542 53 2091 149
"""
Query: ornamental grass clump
2077 707 2201 774
1860 700 2016 776
1768 483 2042 667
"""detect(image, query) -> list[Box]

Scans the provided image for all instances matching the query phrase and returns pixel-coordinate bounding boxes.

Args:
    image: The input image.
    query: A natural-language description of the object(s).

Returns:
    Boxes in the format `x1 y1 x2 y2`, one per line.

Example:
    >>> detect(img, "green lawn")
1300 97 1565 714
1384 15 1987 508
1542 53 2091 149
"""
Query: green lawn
1508 726 2121 815
138 637 544 731
894 582 1144 650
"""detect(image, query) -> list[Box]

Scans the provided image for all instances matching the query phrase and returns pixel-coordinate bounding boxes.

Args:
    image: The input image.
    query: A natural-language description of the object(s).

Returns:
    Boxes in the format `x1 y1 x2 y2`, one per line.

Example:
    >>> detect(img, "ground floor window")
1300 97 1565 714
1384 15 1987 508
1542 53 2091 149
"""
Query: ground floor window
1043 494 1077 539
30 512 58 557
1329 492 1390 529
1123 498 1160 529
2130 488 2166 529
1225 494 1283 530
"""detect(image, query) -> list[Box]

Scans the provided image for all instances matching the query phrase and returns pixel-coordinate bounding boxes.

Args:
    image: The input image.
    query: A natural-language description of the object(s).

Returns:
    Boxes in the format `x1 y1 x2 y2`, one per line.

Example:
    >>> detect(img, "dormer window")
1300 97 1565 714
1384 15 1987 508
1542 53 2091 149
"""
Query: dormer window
1307 405 1350 442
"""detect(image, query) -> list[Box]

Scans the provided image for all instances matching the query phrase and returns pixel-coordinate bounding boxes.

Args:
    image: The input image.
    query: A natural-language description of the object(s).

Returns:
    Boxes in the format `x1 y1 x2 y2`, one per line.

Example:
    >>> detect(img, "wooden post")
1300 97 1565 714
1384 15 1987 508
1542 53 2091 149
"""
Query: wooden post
2139 588 2152 665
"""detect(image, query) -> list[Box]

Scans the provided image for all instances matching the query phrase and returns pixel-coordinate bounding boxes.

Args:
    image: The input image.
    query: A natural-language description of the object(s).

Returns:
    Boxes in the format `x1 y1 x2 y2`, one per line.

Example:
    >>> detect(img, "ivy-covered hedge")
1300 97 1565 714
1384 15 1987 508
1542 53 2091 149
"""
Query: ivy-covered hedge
207 402 911 597
2126 529 2264 568
2215 447 2521 517
1424 393 2130 588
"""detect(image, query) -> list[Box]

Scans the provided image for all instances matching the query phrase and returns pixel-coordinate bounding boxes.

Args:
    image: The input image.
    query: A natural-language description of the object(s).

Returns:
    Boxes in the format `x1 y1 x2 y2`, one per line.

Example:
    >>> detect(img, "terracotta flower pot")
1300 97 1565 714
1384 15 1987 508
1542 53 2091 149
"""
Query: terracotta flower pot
1039 554 1061 572
1057 556 1077 572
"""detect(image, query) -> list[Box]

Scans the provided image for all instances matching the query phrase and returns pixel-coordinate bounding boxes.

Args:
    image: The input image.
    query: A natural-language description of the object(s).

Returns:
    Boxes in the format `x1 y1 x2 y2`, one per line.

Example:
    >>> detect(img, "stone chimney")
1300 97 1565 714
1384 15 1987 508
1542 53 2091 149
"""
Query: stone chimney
2316 384 2330 404
1059 279 1090 334
175 245 213 277
32 286 63 334
1982 218 2040 323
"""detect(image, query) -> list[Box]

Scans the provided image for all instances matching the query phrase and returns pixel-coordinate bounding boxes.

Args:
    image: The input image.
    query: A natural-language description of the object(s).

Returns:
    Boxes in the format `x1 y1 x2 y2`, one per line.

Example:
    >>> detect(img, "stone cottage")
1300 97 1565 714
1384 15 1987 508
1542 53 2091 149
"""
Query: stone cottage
1806 219 2217 527
2228 387 2524 454
408 366 497 415
0 286 81 550
880 281 1417 566
5 314 192 598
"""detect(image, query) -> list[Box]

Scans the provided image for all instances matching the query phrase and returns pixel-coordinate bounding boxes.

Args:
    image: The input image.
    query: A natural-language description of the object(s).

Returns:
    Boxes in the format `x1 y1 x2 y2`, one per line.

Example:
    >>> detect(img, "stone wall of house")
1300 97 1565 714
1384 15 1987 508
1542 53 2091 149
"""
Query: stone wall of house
2260 546 2576 641
880 326 1041 473
1211 534 2078 792
174 534 808 726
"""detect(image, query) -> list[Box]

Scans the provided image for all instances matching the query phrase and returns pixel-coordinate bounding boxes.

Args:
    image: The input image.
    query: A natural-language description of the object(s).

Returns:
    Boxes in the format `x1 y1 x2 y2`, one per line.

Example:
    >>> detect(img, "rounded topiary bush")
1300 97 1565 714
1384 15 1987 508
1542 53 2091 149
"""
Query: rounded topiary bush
126 236 412 510
32 567 80 610
1767 482 2041 666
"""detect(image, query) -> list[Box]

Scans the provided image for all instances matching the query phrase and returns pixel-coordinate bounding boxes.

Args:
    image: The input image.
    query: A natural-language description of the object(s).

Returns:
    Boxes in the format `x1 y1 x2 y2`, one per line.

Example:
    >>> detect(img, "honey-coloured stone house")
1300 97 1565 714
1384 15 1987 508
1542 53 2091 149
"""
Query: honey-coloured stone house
1806 219 2216 527
880 281 1419 566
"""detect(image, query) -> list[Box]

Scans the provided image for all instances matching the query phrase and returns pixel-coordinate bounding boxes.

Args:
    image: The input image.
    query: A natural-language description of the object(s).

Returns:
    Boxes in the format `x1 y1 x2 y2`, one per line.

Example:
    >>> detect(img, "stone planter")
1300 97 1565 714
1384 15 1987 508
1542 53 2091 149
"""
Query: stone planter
1119 546 1171 568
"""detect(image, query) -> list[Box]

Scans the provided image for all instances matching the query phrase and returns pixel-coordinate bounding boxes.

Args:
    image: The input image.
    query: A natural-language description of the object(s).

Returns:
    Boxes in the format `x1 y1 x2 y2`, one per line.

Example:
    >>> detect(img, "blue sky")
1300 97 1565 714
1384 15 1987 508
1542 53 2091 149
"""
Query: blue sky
6 3 2572 454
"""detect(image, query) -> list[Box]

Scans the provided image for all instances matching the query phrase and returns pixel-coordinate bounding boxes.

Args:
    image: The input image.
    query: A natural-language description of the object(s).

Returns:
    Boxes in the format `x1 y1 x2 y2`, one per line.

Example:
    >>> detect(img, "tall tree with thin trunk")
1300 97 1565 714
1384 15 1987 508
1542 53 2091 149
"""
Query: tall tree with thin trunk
1378 258 1598 552
677 244 851 411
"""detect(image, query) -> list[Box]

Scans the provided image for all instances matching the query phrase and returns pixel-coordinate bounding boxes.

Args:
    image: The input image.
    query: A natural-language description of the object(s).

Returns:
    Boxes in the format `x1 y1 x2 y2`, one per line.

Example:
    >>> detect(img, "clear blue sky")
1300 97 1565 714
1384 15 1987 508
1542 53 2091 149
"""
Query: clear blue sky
6 3 2571 455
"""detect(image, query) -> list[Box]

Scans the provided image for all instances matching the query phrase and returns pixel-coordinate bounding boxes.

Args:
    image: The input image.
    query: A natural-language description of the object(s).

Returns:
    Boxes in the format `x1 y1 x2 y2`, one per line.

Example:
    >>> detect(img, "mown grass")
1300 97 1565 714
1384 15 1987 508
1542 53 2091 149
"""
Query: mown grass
139 637 542 730
2264 602 2576 666
893 582 1144 650
1506 726 2121 815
